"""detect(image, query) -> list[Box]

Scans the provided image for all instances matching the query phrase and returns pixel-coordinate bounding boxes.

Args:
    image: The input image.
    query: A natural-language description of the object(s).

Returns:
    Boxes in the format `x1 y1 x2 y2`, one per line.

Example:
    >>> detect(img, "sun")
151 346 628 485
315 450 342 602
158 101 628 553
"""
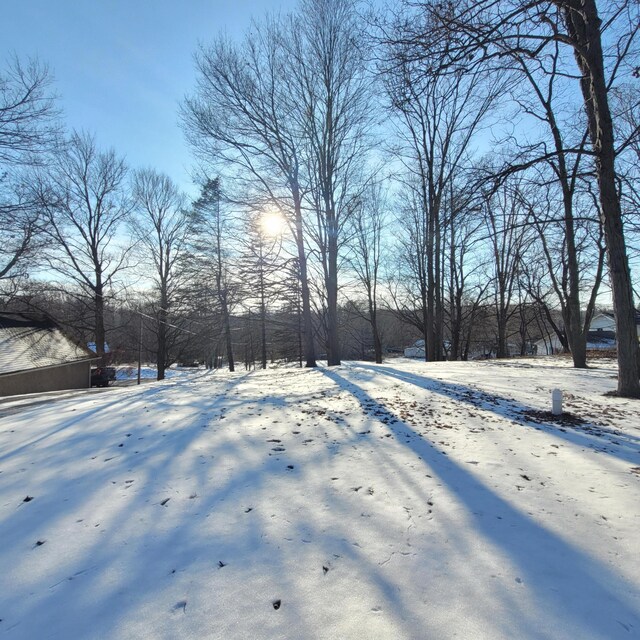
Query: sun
261 211 287 237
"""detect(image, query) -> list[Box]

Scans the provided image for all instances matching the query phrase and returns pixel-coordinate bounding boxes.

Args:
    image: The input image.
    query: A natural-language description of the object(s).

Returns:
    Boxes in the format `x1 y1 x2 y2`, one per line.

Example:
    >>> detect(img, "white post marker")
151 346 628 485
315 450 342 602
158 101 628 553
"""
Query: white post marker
552 389 563 416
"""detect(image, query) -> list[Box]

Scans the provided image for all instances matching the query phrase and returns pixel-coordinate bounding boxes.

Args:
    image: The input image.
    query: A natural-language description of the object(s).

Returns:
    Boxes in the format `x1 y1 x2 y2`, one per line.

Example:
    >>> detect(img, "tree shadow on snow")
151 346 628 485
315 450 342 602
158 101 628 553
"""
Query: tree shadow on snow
320 366 640 638
351 363 640 467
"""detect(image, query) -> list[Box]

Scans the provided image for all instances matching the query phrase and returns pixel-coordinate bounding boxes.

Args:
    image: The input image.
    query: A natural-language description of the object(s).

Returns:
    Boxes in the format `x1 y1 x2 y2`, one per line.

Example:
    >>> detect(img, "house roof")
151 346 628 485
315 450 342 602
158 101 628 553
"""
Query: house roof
592 310 640 325
0 312 97 376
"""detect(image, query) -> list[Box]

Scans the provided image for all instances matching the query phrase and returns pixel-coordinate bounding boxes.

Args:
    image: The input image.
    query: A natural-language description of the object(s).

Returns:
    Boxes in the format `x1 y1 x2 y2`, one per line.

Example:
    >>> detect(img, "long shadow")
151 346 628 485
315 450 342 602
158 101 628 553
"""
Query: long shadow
351 363 640 466
321 367 640 638
0 369 288 638
4 364 637 638
0 371 254 465
2 368 429 638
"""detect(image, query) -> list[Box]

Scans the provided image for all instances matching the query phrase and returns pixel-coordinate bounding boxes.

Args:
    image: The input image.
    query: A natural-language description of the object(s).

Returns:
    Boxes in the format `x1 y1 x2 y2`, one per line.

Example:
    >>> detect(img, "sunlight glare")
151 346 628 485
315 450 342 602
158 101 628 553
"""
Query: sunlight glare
261 211 286 237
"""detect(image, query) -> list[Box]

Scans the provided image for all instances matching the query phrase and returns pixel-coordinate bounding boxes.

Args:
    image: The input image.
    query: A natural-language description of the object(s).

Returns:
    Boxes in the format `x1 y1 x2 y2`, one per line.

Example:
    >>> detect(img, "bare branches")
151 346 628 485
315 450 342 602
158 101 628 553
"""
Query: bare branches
0 57 61 165
32 132 131 359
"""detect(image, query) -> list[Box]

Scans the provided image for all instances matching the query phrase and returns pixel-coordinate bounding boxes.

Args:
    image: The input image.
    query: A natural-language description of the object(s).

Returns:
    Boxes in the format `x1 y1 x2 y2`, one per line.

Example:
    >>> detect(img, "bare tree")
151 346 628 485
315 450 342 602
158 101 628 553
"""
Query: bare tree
399 0 640 394
0 57 60 165
132 169 190 380
347 182 387 363
0 57 61 289
381 23 502 361
391 186 430 346
0 174 41 284
236 209 288 370
181 21 317 367
286 0 374 366
481 178 535 358
442 181 489 360
519 172 606 366
36 131 131 362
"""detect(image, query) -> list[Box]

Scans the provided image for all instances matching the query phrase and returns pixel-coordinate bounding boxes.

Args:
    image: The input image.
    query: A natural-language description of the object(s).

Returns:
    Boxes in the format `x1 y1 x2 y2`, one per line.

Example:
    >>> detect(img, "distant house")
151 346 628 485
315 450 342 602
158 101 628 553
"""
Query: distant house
589 312 616 333
535 310 640 355
404 339 425 358
0 312 98 397
588 311 640 344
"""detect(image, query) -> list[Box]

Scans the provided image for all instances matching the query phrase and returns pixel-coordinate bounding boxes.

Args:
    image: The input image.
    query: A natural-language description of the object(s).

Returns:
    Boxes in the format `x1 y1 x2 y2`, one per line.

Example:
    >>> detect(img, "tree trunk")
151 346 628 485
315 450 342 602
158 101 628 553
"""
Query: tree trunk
222 294 234 373
296 237 317 368
156 286 168 381
157 319 167 381
496 306 508 358
94 287 106 366
421 283 429 362
368 300 383 364
326 230 341 366
563 0 640 396
259 269 267 370
426 213 437 361
434 209 444 360
291 191 317 368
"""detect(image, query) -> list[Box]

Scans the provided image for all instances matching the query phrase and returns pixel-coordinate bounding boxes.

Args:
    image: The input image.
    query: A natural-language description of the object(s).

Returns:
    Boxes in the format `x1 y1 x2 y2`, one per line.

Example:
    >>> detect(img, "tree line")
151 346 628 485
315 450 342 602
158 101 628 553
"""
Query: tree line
1 0 639 395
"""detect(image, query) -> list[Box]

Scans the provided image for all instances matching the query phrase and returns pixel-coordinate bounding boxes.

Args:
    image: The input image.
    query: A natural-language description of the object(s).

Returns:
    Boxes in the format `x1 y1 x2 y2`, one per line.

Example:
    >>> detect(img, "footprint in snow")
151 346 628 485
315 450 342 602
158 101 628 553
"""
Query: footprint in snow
173 600 187 613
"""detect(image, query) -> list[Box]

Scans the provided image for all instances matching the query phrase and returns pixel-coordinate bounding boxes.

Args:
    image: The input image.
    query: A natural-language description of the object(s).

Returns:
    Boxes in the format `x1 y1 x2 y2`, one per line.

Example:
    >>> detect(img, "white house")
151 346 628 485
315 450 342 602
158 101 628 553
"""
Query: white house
589 311 640 339
535 310 639 355
589 312 616 333
404 339 425 358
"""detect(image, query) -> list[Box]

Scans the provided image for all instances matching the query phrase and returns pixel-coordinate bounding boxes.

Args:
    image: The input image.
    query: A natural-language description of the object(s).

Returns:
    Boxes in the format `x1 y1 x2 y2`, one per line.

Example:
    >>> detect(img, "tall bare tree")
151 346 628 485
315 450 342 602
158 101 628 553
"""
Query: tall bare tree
237 210 287 369
286 0 374 366
181 21 317 367
36 132 131 362
132 169 190 380
188 179 237 372
381 23 502 361
442 180 488 361
347 182 387 363
481 178 535 358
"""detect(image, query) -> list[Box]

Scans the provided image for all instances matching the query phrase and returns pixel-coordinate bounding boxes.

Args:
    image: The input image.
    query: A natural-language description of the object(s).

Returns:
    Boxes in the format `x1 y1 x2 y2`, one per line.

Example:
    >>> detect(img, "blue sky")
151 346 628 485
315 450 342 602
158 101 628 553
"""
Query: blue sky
1 1 297 196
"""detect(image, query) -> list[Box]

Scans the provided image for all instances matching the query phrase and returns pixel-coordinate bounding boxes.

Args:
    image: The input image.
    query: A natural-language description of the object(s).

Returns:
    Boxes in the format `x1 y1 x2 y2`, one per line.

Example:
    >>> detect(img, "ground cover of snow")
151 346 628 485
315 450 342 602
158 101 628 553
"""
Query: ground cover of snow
0 358 638 639
115 365 201 381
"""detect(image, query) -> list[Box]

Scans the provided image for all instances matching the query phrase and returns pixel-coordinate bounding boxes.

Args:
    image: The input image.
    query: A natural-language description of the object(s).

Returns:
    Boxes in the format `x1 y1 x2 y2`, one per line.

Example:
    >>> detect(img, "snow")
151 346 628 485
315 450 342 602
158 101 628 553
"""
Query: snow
0 357 639 639
114 365 202 381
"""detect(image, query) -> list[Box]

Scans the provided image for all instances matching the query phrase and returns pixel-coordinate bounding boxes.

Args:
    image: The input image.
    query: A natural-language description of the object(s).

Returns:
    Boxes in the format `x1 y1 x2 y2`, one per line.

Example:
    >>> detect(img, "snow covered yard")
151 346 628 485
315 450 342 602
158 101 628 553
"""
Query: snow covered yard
0 358 639 639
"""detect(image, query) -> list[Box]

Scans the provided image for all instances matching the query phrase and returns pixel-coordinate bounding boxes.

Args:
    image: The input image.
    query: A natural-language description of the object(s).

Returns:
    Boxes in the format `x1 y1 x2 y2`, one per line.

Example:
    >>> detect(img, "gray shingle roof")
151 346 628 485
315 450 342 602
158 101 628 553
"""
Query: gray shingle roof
0 313 97 375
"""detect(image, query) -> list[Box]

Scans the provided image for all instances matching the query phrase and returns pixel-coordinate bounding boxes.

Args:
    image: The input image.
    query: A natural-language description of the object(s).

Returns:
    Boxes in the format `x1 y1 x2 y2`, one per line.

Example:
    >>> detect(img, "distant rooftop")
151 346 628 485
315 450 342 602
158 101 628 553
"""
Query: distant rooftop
0 312 97 376
595 310 640 324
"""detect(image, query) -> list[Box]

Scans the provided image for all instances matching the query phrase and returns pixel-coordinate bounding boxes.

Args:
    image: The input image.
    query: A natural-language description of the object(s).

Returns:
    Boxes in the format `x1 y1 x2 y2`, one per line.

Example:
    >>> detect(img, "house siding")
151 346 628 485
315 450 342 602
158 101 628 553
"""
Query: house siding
0 361 91 397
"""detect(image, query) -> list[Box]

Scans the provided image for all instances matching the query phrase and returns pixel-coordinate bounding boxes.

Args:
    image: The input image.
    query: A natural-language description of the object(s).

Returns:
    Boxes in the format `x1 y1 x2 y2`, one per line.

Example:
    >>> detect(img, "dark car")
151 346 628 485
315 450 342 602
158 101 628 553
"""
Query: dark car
90 367 110 387
104 366 117 381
